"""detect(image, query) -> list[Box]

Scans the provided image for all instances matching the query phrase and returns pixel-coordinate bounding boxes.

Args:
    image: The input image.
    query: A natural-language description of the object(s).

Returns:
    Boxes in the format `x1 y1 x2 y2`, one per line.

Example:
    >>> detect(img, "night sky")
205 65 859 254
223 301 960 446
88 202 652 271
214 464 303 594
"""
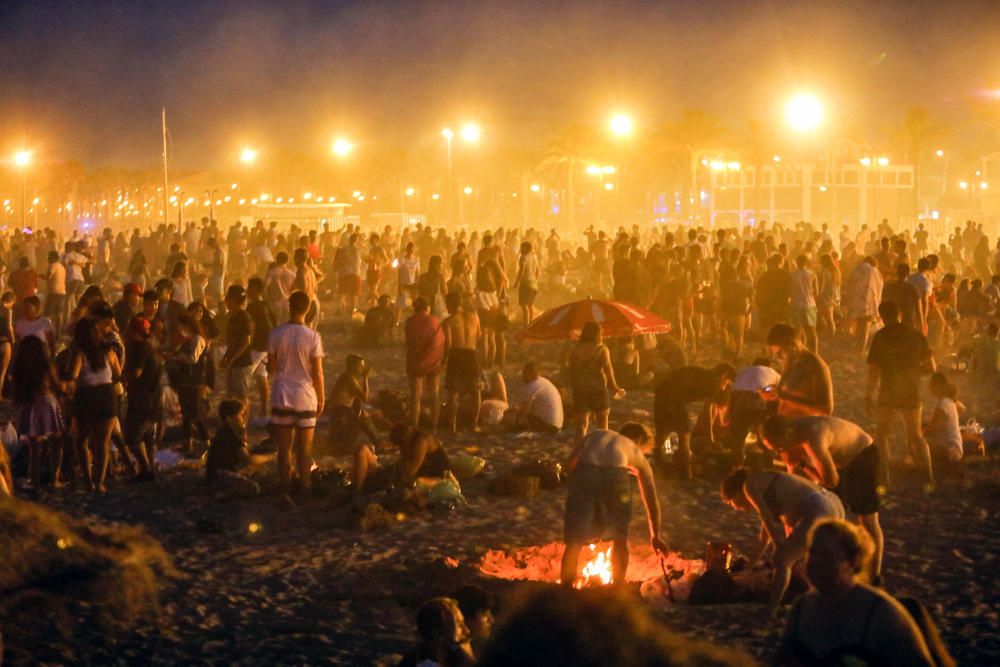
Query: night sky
0 0 997 169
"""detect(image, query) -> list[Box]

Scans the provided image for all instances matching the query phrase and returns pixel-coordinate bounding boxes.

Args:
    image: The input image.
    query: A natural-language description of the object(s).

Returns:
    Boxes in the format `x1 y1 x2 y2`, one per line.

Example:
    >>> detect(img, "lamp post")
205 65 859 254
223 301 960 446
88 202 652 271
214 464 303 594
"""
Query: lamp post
13 150 30 229
204 189 218 225
442 123 481 226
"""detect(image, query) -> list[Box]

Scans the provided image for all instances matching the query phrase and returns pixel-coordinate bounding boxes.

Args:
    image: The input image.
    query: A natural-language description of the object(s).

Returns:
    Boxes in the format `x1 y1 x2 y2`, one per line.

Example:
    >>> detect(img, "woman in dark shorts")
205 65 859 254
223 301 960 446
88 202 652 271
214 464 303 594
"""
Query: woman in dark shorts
67 313 121 493
352 423 451 496
567 322 624 440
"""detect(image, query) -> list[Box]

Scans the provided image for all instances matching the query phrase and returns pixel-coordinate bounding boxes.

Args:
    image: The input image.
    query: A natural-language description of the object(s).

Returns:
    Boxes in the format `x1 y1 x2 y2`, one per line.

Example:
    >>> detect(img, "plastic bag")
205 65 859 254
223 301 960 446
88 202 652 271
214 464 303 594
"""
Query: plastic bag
428 471 467 505
479 399 508 426
451 453 486 479
161 386 182 427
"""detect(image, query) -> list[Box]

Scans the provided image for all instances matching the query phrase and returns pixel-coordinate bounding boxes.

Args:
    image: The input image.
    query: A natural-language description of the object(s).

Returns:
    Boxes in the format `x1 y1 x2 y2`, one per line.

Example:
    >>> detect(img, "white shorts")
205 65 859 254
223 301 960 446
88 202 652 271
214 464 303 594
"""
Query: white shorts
250 350 268 379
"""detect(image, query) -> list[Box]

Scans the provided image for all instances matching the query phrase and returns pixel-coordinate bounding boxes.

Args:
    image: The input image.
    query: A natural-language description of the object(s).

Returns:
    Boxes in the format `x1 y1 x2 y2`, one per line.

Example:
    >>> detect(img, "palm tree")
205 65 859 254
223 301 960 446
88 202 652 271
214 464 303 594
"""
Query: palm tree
657 109 731 221
535 123 597 229
891 106 948 214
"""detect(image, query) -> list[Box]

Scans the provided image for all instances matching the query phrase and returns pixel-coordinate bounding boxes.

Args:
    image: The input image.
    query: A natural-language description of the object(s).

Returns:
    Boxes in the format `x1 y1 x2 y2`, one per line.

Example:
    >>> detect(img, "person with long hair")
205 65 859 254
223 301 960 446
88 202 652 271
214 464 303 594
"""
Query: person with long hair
566 322 623 440
170 260 193 307
817 253 841 335
67 312 121 493
0 291 15 398
12 334 65 495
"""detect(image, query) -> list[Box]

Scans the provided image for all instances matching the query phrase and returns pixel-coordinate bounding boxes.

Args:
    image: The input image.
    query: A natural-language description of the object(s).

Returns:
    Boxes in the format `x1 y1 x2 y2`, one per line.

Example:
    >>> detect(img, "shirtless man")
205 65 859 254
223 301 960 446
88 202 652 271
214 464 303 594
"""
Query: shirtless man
590 231 612 296
765 323 833 418
365 233 389 305
442 292 482 433
560 423 669 587
327 354 378 453
760 415 884 583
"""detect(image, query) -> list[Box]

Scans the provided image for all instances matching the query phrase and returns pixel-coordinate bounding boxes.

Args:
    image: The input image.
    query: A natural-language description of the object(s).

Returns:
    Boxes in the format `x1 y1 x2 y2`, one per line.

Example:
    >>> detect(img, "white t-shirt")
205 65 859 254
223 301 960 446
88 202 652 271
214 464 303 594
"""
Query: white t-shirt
15 317 53 343
47 262 66 295
398 256 420 286
732 366 781 392
268 323 324 411
62 252 86 283
519 252 540 285
520 377 564 429
790 268 817 308
934 397 963 462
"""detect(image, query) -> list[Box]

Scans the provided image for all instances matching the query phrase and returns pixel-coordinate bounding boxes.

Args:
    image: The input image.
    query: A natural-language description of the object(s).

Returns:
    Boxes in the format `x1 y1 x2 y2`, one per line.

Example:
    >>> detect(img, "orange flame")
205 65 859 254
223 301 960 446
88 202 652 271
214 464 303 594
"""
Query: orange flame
576 543 613 588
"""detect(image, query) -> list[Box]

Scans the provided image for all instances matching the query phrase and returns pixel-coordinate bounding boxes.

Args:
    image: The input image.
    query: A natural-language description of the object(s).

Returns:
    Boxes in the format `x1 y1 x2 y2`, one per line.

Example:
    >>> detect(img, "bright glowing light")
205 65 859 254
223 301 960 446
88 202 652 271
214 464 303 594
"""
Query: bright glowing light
431 193 440 200
13 150 31 167
935 149 944 157
530 183 541 193
357 195 365 202
315 196 324 202
240 147 257 164
251 198 259 204
303 192 313 200
248 522 261 534
405 187 415 197
238 198 246 205
332 137 353 157
576 544 613 588
602 166 616 174
609 113 634 137
441 127 454 140
463 186 473 195
784 93 825 133
710 160 726 171
223 196 231 203
819 185 828 192
352 190 361 198
460 123 481 143
168 195 177 203
260 193 270 201
231 183 238 190
773 155 782 162
876 157 890 167
981 182 989 190
275 197 283 203
728 161 741 171
604 182 614 191
959 181 968 190
859 157 872 166
586 165 601 175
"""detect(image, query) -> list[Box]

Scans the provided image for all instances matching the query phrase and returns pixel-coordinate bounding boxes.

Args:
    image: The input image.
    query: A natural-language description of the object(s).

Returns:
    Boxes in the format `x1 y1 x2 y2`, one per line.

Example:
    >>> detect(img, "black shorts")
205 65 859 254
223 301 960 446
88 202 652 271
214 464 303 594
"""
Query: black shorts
73 384 117 423
445 348 480 391
518 283 538 307
836 445 880 515
564 464 632 543
573 385 609 413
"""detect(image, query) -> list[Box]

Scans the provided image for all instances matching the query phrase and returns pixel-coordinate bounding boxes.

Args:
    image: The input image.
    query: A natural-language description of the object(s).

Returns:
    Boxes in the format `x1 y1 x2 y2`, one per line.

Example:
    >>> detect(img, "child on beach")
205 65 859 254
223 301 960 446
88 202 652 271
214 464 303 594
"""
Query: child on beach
205 399 259 500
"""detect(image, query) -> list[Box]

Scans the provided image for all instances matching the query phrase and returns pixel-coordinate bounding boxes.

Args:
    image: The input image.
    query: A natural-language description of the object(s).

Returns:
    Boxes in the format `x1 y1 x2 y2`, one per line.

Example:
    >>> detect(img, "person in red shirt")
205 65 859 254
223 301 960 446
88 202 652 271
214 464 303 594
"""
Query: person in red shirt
8 256 38 317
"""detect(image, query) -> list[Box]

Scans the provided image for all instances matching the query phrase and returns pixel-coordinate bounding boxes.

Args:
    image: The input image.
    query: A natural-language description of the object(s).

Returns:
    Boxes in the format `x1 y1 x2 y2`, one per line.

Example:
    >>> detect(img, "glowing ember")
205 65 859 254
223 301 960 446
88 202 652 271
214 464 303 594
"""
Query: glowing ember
577 543 613 588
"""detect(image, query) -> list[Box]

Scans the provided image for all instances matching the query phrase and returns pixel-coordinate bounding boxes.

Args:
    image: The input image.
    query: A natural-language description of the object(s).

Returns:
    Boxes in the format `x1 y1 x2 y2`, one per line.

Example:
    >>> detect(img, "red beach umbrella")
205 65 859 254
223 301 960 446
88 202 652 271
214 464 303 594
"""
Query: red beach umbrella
518 298 672 342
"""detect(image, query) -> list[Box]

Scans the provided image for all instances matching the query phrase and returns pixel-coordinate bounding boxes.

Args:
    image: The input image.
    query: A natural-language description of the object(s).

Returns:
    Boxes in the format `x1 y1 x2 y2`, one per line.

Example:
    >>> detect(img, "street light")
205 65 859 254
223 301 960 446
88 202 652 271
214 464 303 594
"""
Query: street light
784 93 824 133
13 150 31 228
460 123 481 143
332 137 353 157
240 147 257 164
609 113 634 137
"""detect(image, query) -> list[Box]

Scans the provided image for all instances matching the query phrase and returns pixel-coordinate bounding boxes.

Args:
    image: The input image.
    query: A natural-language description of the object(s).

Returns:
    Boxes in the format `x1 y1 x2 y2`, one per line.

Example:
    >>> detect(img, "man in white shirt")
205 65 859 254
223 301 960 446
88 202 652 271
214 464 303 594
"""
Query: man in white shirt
268 290 325 505
61 241 87 314
512 362 563 433
789 255 819 353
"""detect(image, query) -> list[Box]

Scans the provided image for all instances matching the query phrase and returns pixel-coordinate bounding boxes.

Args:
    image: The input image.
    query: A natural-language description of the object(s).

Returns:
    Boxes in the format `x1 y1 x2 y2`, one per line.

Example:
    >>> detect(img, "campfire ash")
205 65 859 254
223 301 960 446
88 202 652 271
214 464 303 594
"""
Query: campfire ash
479 542 705 605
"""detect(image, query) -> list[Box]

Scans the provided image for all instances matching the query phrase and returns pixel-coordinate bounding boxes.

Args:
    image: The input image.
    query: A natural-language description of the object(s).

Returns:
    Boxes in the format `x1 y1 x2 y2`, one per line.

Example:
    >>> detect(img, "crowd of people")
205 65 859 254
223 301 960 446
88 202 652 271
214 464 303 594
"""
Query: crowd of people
0 214 988 665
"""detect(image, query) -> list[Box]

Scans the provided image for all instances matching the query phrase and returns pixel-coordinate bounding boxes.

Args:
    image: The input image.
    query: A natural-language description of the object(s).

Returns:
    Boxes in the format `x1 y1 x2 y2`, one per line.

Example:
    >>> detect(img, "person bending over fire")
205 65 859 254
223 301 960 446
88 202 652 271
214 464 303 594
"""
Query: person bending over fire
560 422 668 587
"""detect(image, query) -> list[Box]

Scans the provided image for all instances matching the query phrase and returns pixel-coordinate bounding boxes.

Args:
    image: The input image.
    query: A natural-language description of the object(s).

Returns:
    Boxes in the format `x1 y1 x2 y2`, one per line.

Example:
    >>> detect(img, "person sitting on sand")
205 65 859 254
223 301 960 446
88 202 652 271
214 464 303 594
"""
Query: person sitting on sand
351 423 451 498
653 363 735 478
775 519 936 666
327 354 378 454
765 323 833 418
442 291 482 433
760 415 885 585
560 423 668 587
506 361 563 433
721 468 844 616
924 372 965 476
397 597 476 667
205 400 259 501
360 294 397 346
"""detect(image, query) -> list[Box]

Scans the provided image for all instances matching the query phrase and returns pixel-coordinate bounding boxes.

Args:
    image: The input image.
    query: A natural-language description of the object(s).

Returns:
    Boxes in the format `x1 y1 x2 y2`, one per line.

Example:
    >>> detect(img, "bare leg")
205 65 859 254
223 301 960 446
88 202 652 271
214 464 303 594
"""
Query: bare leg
351 445 377 498
859 513 884 580
470 387 482 429
447 390 460 433
676 432 693 480
256 376 270 419
75 425 95 491
612 538 630 586
902 407 934 488
427 375 441 433
92 420 113 493
576 411 591 441
560 541 583 586
595 408 610 431
409 375 424 427
294 426 314 495
275 425 295 493
0 342 10 397
873 406 894 490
